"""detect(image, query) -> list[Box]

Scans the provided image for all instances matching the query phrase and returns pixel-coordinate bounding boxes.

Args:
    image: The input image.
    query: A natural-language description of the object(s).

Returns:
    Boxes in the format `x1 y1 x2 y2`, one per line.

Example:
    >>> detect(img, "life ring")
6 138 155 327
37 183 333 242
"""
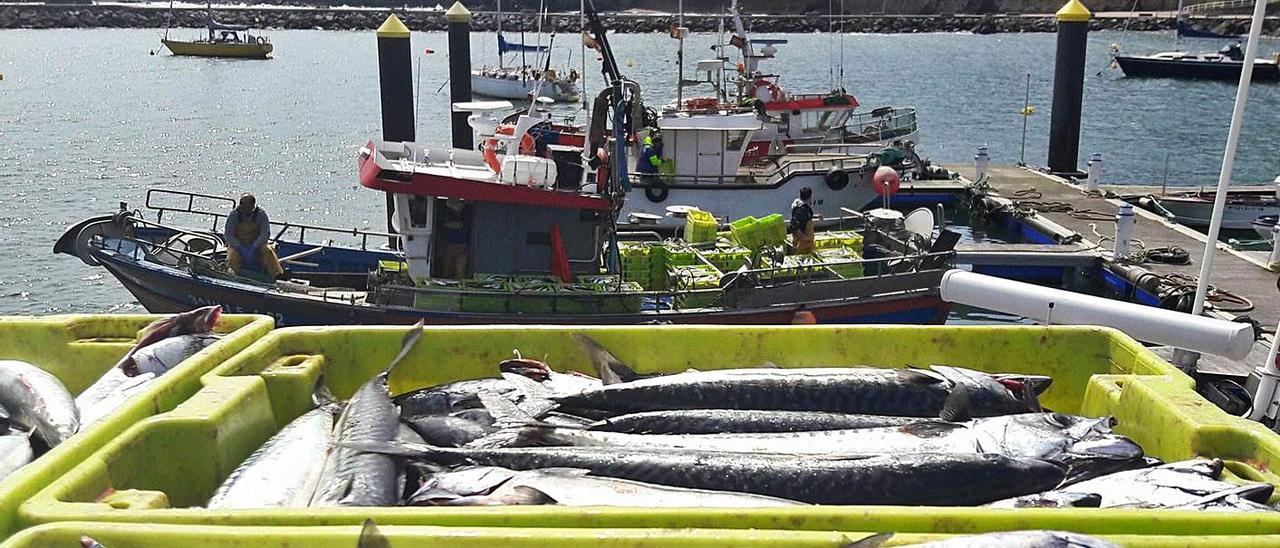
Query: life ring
256 36 266 45
825 168 849 191
644 179 669 203
483 138 502 173
753 79 783 102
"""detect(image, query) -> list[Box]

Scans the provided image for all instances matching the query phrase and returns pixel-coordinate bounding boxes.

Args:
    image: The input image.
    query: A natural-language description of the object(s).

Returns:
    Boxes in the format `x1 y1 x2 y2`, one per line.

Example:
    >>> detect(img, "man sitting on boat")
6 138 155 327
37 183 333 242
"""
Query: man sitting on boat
224 193 284 280
791 187 816 254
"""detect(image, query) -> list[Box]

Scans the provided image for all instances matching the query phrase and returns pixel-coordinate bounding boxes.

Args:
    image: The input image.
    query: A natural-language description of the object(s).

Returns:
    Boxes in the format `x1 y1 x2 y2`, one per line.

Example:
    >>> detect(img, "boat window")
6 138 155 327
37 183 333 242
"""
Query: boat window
726 130 748 151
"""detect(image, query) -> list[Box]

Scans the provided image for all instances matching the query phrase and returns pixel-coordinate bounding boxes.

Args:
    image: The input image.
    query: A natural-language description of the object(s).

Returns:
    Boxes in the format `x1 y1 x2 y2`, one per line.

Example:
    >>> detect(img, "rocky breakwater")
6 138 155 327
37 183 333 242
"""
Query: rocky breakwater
3 5 1276 35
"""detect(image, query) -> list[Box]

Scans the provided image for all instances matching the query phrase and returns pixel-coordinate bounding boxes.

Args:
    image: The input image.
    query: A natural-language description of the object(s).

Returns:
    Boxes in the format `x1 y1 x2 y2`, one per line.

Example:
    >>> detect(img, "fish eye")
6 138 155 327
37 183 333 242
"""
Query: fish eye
1048 413 1071 426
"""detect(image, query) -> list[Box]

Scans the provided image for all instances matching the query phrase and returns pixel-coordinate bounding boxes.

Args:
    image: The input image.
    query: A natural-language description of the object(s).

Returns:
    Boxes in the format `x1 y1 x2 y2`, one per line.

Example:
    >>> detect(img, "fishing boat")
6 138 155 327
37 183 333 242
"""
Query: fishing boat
1134 186 1280 230
470 1 580 102
159 0 272 59
55 93 956 327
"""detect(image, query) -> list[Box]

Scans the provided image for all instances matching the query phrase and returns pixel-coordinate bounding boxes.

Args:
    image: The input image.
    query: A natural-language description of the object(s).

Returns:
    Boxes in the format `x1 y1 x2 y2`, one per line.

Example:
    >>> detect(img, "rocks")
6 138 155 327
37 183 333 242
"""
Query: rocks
2 5 1278 36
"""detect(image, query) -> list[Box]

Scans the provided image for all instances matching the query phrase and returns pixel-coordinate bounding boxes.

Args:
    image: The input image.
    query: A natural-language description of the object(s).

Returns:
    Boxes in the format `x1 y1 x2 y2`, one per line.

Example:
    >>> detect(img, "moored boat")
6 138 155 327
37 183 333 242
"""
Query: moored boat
1114 46 1280 82
1253 215 1277 241
469 1 579 102
160 0 272 59
1137 188 1280 230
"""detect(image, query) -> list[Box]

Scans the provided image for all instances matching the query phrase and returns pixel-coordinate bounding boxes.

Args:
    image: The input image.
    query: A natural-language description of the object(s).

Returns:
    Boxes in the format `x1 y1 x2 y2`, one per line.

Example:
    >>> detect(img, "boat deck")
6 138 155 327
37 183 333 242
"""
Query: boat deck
946 164 1278 378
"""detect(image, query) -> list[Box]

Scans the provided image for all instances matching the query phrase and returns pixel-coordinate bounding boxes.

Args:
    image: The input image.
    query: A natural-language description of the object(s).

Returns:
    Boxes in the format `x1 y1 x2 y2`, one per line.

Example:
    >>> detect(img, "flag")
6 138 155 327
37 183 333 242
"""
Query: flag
582 32 600 51
729 34 746 49
550 224 573 283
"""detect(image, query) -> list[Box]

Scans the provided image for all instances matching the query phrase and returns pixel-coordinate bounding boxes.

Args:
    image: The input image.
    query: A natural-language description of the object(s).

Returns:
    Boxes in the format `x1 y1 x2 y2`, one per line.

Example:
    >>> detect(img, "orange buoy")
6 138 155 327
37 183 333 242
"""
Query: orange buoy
791 308 817 324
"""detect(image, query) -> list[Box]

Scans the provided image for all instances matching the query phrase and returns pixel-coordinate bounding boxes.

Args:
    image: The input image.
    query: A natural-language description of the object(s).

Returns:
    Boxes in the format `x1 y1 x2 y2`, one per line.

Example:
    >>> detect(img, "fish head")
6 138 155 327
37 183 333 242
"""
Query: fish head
932 366 1045 414
170 305 222 336
976 414 1144 472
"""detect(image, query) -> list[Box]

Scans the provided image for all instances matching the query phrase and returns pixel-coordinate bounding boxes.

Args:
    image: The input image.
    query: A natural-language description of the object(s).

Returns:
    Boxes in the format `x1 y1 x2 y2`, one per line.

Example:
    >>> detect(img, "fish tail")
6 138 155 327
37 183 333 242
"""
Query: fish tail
380 320 426 383
357 518 391 548
572 334 645 385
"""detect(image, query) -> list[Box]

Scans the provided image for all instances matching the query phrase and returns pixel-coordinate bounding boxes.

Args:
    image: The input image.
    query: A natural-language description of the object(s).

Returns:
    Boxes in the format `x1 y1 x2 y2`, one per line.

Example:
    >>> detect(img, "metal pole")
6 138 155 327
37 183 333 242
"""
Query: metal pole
1047 0 1091 175
1020 72 1030 165
677 0 685 106
1178 0 1266 370
1190 0 1266 319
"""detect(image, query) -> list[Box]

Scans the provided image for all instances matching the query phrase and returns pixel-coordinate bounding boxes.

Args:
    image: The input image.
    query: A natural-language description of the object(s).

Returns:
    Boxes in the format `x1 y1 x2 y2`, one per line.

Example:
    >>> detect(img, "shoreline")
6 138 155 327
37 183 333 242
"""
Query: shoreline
3 5 1277 35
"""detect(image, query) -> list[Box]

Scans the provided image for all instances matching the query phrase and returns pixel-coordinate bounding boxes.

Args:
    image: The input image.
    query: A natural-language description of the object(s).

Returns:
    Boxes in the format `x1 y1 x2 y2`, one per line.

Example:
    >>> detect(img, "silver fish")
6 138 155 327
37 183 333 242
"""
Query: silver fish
114 306 221 376
0 360 78 447
207 407 336 509
890 530 1119 547
588 409 925 434
310 323 423 507
1001 458 1274 510
413 466 805 507
0 428 33 480
76 334 219 428
984 491 1102 509
475 413 1141 474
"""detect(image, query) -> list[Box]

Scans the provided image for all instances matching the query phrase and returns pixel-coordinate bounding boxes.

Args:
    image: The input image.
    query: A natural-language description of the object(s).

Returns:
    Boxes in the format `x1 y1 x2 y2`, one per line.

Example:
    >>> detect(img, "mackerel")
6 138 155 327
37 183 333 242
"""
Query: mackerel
208 406 336 509
0 360 78 447
589 409 925 434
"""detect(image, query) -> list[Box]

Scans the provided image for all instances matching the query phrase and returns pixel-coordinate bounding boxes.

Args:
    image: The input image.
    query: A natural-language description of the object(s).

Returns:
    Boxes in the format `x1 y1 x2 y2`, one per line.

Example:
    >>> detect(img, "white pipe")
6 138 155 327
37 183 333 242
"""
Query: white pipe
939 269 1255 360
1191 0 1267 318
1114 202 1135 259
1247 320 1280 422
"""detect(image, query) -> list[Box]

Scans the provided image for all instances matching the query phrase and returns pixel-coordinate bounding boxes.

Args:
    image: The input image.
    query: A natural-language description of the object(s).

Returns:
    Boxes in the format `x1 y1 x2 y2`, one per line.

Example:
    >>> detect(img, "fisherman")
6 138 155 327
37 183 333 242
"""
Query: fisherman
790 186 816 254
224 193 284 279
439 199 470 279
638 134 664 182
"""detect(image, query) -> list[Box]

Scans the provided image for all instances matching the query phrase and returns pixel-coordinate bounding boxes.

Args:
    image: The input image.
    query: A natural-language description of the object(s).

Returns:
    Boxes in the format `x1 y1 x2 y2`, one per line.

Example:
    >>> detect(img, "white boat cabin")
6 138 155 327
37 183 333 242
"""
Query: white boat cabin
656 112 763 178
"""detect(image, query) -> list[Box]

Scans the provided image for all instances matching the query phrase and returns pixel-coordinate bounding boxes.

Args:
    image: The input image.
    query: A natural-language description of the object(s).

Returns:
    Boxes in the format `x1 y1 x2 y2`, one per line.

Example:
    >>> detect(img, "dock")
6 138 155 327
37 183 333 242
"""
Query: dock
941 164 1278 378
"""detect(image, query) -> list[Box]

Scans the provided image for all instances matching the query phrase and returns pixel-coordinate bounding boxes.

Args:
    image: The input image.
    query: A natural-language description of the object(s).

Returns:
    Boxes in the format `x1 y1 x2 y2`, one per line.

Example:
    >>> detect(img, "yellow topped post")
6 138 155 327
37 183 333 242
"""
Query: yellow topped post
376 14 411 38
1055 0 1092 22
446 1 472 24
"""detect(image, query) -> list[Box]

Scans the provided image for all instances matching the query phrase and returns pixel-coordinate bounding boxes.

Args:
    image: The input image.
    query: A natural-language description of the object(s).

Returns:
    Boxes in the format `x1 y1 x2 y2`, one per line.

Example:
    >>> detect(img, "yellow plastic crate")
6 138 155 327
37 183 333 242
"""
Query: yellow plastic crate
18 325 1280 538
5 522 1280 548
683 210 719 244
0 314 272 539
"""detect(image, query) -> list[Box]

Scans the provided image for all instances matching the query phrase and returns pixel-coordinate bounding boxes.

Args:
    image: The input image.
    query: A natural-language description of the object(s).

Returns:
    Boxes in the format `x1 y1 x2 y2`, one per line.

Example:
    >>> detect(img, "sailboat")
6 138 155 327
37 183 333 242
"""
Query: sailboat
470 1 579 102
1113 0 1278 81
160 0 273 59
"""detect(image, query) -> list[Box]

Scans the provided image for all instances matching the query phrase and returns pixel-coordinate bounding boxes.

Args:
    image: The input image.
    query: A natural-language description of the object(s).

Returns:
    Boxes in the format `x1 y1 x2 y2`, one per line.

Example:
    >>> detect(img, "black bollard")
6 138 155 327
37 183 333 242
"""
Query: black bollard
1047 0 1091 176
376 14 415 247
446 2 474 150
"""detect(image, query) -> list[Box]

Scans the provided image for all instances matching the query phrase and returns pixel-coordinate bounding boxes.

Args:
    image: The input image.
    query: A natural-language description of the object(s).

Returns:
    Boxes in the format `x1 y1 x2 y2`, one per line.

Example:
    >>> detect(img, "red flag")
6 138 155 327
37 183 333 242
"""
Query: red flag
550 223 573 283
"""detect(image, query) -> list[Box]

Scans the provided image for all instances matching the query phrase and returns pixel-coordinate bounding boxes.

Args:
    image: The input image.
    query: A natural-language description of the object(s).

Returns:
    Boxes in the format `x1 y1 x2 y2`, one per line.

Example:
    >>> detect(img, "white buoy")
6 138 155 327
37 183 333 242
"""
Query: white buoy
1114 202 1136 259
1086 152 1103 192
939 269 1255 359
1247 319 1280 422
1269 224 1280 272
974 146 990 181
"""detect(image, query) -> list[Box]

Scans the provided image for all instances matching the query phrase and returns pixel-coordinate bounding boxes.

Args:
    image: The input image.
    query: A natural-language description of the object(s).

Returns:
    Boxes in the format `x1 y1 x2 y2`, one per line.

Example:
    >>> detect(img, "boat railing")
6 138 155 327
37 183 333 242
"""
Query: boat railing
843 107 918 141
145 188 400 251
630 153 872 187
372 250 953 313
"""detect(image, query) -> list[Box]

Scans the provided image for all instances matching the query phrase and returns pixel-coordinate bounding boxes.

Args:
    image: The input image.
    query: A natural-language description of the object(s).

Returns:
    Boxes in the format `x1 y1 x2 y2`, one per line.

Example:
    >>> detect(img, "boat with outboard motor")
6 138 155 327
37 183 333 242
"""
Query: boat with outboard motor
54 91 957 327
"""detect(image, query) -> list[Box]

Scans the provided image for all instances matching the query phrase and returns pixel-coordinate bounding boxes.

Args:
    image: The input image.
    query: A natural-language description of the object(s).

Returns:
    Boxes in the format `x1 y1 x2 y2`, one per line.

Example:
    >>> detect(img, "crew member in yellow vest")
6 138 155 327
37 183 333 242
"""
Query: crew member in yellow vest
224 193 284 279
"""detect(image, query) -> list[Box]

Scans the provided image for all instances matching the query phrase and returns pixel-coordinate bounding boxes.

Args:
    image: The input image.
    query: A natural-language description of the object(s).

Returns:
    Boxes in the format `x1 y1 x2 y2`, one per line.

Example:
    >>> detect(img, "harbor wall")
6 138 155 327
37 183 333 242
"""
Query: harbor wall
3 4 1280 33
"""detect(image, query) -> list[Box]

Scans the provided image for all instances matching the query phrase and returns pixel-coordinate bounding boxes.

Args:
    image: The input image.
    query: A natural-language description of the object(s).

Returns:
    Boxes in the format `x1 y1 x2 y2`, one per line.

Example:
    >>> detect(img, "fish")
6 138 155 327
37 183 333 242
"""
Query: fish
540 360 1042 418
310 322 423 507
878 530 1119 547
984 491 1102 509
412 466 804 507
394 378 515 417
0 360 78 447
207 406 338 509
992 458 1275 510
403 415 496 448
116 306 221 377
475 391 1142 482
80 537 107 548
0 427 33 480
344 441 1067 506
587 409 926 434
75 333 220 428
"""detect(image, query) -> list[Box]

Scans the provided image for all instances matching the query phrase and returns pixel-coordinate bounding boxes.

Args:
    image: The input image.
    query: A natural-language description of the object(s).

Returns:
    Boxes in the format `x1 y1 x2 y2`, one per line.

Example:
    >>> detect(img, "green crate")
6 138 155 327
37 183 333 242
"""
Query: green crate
814 230 864 253
729 216 763 250
0 314 272 539
6 523 1280 548
684 210 719 244
460 291 510 313
22 325 1280 539
757 214 788 247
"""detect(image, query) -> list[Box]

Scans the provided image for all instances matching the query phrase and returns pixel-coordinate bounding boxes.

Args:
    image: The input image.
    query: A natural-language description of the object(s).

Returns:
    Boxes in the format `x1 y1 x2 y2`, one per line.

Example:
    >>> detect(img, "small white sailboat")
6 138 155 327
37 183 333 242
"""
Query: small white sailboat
470 1 580 102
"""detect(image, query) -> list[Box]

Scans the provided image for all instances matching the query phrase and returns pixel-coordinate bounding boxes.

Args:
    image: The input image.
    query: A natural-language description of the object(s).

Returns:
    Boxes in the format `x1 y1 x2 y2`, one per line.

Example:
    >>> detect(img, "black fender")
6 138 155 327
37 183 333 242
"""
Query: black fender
644 179 669 203
825 168 850 191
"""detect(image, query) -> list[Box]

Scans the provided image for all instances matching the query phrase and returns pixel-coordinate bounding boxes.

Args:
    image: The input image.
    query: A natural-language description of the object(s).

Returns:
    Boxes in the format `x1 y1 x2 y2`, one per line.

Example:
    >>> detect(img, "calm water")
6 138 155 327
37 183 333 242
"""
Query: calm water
2 28 1278 315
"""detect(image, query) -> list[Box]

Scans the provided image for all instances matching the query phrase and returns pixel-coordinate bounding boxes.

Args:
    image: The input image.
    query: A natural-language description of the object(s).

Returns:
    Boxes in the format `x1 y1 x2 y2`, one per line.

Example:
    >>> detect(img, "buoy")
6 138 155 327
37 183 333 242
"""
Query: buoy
791 308 817 324
872 166 900 196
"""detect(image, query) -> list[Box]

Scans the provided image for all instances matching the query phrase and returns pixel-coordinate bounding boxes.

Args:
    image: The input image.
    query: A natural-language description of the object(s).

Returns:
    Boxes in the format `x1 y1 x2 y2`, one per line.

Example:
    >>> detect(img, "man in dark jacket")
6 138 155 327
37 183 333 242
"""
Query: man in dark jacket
790 186 816 254
224 193 283 278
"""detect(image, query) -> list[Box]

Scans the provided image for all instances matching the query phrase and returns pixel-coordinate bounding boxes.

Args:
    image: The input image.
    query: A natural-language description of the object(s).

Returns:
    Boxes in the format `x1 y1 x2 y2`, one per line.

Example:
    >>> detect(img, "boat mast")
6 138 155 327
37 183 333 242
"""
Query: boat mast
676 0 685 106
206 0 214 42
1175 0 1184 50
164 0 174 40
497 0 504 68
1181 0 1268 369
